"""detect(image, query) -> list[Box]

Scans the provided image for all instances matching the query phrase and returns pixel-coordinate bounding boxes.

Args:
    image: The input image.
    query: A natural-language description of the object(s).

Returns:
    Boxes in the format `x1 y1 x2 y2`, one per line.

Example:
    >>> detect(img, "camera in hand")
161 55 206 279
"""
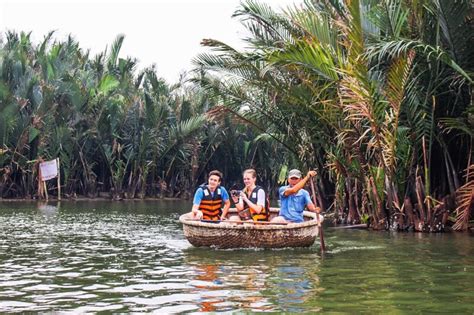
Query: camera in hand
231 190 241 197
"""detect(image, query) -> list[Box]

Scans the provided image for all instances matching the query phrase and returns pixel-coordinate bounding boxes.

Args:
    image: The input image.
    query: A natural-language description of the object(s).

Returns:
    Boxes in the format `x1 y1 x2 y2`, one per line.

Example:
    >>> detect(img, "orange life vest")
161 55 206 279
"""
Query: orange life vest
243 185 269 221
198 185 223 220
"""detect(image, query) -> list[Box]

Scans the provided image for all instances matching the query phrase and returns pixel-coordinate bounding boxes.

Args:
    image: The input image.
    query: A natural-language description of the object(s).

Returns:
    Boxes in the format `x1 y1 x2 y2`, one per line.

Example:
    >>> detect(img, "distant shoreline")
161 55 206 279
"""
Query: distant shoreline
0 196 186 202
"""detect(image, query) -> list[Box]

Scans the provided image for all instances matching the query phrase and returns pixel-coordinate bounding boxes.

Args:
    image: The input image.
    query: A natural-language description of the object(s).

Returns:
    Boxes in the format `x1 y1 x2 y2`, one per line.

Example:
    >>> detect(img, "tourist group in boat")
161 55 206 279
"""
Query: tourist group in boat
186 168 320 224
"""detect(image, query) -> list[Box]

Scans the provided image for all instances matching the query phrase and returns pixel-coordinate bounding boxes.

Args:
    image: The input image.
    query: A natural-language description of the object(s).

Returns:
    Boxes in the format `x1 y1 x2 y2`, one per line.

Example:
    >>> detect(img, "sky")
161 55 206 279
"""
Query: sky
1 0 301 83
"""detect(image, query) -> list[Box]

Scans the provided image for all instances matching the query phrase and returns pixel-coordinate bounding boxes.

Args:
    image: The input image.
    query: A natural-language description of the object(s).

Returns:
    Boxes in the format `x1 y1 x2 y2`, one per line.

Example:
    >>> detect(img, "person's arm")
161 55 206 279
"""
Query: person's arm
242 189 265 214
191 188 203 219
283 170 317 196
304 190 321 213
221 188 231 220
191 204 202 217
221 199 231 219
220 186 230 220
306 201 321 213
234 195 244 211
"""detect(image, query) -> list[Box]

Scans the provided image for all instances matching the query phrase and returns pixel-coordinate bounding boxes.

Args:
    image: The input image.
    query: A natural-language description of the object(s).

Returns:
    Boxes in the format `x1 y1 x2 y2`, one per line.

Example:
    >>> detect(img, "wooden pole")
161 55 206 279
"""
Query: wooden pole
56 158 61 201
43 180 48 200
37 162 43 200
310 177 326 253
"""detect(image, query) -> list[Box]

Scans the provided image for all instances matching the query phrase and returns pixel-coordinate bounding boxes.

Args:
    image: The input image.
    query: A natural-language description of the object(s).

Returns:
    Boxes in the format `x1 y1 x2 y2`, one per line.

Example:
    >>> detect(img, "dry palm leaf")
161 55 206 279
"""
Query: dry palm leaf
453 164 474 231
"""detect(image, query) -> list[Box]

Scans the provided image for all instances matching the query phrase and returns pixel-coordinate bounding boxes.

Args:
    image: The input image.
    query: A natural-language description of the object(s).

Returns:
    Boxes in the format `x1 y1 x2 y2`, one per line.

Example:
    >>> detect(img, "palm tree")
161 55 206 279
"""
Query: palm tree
193 0 473 230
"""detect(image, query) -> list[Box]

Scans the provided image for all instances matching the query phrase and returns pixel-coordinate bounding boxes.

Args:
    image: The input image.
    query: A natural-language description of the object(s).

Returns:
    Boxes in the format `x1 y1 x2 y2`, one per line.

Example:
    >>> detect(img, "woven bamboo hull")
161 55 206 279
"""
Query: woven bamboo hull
180 208 320 249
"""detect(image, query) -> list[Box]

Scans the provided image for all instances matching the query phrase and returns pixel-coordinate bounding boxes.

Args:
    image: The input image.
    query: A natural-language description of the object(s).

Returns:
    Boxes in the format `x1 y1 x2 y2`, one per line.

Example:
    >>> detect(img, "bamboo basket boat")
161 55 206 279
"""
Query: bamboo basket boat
179 208 321 249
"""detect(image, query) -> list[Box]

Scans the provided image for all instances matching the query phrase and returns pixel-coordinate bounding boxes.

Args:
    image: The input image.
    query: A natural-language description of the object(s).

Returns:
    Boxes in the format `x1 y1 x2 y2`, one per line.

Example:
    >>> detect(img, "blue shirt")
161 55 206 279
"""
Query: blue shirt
278 186 312 223
193 186 230 206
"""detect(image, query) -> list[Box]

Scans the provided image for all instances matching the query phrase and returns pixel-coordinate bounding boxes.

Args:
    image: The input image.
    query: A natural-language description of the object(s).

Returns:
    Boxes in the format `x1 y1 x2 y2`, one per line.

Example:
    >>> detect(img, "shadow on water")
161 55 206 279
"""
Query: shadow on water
0 200 472 313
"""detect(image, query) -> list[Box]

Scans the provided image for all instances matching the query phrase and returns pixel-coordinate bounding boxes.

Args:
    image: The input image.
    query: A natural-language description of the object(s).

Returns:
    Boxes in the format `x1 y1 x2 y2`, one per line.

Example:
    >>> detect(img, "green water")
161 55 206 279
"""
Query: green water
0 201 472 313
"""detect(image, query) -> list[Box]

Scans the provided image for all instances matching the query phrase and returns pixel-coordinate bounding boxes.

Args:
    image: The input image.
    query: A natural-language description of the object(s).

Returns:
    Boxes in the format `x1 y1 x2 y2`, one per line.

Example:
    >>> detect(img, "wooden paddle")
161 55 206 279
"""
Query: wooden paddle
310 176 326 253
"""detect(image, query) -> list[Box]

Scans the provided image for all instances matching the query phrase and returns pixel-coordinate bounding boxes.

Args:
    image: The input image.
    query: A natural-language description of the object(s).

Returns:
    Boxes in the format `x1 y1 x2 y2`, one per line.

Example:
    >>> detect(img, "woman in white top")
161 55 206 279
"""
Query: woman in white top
230 169 268 221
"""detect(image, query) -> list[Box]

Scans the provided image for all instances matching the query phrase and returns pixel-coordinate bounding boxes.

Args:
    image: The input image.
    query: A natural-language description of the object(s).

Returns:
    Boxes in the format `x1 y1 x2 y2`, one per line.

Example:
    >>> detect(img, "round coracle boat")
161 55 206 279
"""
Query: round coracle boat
179 208 322 249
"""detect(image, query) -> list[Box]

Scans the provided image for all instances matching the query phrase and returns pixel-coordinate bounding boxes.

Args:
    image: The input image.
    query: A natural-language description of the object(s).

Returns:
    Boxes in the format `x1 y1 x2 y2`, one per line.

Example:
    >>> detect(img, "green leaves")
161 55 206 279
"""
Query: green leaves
0 30 217 199
98 74 120 95
28 127 40 143
106 34 125 71
278 164 288 184
267 40 339 81
368 0 408 38
0 0 472 225
192 0 472 229
31 85 43 107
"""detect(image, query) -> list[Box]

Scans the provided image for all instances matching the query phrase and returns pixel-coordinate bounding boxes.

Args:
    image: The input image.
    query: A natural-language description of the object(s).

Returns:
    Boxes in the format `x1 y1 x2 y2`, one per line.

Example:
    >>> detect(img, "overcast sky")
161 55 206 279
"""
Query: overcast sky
1 0 301 83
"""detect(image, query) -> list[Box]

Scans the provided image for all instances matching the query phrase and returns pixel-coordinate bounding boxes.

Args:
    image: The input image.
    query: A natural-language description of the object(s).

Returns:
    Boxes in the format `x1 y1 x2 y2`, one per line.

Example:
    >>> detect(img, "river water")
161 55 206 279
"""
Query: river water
0 201 472 313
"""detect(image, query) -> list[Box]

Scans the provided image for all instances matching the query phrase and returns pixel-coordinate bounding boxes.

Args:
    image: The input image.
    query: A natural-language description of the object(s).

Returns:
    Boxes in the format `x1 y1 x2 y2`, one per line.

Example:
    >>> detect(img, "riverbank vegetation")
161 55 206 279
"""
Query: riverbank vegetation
0 0 472 231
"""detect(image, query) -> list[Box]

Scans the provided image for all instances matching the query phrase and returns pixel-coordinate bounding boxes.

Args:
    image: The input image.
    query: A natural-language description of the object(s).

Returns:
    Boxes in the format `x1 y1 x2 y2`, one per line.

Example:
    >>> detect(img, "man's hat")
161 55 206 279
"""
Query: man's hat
288 169 302 179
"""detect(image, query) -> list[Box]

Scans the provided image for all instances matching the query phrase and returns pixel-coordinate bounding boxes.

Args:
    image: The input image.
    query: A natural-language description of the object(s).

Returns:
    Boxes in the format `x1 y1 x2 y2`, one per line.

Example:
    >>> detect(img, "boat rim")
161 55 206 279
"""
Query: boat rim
179 209 318 230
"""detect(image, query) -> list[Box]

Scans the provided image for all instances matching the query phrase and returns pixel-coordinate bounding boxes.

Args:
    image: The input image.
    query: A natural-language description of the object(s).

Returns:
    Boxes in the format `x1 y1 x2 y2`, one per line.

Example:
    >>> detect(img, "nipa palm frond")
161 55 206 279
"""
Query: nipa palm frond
453 164 474 231
439 102 474 138
200 38 240 55
235 0 296 46
366 39 472 83
106 34 125 71
368 0 408 39
380 50 415 171
170 115 207 141
434 0 473 64
267 40 339 81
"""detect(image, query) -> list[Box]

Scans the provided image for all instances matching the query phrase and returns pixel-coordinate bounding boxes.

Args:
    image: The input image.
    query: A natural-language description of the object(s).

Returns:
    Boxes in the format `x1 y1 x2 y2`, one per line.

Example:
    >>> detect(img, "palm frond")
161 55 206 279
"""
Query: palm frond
453 164 474 231
385 51 414 109
234 0 298 46
378 51 414 172
434 0 473 64
366 39 473 83
286 6 338 50
267 40 339 81
106 34 125 71
439 118 474 138
368 0 408 39
169 115 207 141
200 38 240 55
38 31 55 56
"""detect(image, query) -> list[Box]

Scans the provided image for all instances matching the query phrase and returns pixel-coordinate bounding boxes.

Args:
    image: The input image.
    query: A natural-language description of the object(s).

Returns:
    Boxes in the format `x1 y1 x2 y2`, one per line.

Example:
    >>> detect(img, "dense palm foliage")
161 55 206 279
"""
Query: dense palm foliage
193 0 473 230
0 0 472 231
0 32 269 200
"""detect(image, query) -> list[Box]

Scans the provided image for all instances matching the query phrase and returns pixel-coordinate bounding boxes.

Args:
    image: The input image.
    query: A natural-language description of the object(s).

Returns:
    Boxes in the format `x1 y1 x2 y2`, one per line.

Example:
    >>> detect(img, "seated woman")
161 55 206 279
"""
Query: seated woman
230 169 269 222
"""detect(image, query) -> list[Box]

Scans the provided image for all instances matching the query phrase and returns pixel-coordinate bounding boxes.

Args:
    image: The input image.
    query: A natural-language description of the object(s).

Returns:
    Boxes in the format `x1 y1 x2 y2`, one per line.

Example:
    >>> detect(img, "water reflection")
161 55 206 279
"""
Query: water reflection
0 201 472 313
36 202 59 219
182 248 322 313
185 250 270 312
273 266 316 312
192 264 222 312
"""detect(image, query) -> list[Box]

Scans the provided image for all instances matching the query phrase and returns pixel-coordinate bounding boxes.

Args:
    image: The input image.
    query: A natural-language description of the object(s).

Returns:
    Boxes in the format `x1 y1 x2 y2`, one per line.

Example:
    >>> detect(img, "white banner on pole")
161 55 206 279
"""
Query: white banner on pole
40 159 58 181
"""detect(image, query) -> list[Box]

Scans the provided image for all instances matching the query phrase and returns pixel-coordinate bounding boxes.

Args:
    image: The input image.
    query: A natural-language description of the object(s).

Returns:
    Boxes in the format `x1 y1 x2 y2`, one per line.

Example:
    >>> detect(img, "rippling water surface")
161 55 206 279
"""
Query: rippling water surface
0 201 472 313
